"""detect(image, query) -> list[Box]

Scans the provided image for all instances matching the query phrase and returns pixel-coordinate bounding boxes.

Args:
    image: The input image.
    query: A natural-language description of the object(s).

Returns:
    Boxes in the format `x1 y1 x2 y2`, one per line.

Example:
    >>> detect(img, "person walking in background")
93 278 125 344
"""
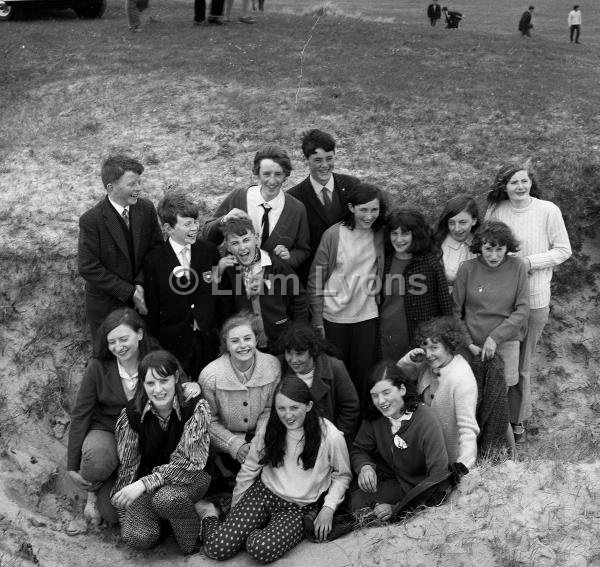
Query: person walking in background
519 6 534 37
427 0 442 26
224 0 255 23
568 5 581 43
194 0 226 25
441 6 462 28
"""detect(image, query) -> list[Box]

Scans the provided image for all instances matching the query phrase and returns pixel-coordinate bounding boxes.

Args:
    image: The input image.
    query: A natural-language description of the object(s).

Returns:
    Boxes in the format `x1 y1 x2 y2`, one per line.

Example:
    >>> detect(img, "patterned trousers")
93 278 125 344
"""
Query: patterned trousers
121 482 208 554
202 478 315 564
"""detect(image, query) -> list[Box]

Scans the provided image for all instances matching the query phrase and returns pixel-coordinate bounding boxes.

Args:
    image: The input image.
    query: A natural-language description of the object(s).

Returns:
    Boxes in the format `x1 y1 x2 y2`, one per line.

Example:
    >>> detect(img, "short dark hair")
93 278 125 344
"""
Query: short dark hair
386 207 436 257
220 217 256 240
434 194 480 244
301 129 336 158
101 155 144 188
95 308 158 361
365 361 421 421
469 219 520 254
528 5 534 10
486 162 541 206
275 322 333 359
414 316 467 355
218 311 261 355
157 193 199 227
135 350 188 414
342 182 387 232
252 145 293 178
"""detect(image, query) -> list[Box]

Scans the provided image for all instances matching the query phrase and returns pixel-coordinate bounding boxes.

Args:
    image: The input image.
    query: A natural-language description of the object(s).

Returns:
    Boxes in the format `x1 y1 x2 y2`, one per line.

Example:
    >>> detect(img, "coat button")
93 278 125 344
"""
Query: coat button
191 304 195 308
243 418 248 423
243 401 248 406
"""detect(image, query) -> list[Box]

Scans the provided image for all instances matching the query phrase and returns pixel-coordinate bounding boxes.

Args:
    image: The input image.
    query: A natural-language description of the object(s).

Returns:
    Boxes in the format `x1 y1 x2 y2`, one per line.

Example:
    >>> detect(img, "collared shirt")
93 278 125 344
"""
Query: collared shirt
441 234 476 285
246 185 285 238
388 411 414 434
169 238 191 269
309 175 334 206
107 196 130 218
140 395 182 428
117 359 138 401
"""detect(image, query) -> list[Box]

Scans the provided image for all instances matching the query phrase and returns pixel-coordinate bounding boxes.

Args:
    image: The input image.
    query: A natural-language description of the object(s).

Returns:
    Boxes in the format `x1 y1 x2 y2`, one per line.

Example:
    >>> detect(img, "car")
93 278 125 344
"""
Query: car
0 0 106 20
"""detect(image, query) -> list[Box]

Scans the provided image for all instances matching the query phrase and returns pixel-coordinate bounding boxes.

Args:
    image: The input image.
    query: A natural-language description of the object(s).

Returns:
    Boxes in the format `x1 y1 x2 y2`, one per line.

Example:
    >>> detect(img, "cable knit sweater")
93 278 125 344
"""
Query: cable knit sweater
199 352 281 458
400 353 479 468
486 198 571 309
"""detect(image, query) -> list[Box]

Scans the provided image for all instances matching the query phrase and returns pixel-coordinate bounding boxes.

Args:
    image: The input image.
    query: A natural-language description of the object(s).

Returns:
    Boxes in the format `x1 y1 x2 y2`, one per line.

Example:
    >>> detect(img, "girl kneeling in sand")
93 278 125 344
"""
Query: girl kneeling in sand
196 376 352 564
350 361 449 522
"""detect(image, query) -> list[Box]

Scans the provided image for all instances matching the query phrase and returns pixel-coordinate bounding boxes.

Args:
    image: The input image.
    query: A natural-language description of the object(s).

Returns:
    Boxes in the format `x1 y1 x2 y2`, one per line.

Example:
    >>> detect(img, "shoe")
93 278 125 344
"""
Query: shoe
239 16 256 23
194 500 219 521
83 492 102 526
512 423 526 444
207 16 223 24
193 19 205 25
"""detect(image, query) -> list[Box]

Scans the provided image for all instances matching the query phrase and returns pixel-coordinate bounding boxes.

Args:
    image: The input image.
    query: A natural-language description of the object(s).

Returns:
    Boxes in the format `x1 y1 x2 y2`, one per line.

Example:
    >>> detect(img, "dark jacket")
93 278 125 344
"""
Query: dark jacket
427 3 441 19
519 10 532 31
287 172 360 283
280 353 360 441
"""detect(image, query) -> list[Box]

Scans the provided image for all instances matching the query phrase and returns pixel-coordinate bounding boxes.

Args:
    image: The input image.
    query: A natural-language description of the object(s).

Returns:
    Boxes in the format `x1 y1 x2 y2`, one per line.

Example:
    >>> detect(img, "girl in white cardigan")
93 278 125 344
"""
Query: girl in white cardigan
398 316 479 469
196 376 351 563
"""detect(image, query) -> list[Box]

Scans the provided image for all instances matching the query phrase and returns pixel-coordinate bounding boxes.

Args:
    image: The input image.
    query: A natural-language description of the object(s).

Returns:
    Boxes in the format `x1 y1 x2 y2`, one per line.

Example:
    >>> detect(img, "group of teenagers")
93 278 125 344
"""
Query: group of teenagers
70 129 571 561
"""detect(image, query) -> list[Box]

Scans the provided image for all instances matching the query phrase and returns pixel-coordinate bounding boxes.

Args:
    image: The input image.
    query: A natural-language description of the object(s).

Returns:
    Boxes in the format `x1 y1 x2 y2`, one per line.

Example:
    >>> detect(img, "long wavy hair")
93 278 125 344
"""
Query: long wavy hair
486 162 541 206
385 207 438 258
259 376 323 470
365 361 421 421
434 194 480 244
95 308 158 362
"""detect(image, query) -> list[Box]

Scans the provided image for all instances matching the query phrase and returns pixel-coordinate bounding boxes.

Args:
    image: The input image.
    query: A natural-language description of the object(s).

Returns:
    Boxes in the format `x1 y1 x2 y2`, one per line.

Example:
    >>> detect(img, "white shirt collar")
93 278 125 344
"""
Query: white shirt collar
108 196 129 216
169 237 190 257
259 249 272 267
247 185 285 211
443 233 472 251
309 175 334 197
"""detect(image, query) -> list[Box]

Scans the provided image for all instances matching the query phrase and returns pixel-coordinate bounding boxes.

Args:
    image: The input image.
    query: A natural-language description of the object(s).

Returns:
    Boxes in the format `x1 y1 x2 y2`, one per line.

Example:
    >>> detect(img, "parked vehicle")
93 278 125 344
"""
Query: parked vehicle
0 0 106 20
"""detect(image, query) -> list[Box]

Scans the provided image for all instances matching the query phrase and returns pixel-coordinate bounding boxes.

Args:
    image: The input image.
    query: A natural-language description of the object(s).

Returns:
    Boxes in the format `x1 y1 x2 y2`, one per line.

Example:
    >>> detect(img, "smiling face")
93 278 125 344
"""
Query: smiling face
448 210 477 243
106 323 143 365
481 241 508 267
225 324 257 366
307 148 335 185
226 230 259 266
349 198 380 231
285 349 315 375
370 378 406 419
390 227 413 259
505 170 532 206
107 171 141 208
275 392 313 431
167 215 199 246
421 338 453 371
257 158 287 201
143 368 177 415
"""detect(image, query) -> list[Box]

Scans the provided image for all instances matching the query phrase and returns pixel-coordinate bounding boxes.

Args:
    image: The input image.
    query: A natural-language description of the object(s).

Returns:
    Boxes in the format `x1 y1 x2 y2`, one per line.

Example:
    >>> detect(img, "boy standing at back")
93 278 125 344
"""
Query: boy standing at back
145 193 221 379
78 155 163 346
287 129 360 284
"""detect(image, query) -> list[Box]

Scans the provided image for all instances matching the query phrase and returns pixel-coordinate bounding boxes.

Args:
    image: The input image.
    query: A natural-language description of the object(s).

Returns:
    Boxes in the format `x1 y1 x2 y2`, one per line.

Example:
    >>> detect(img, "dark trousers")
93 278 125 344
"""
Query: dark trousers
172 329 218 381
430 17 438 26
570 25 580 42
194 0 225 22
323 318 378 409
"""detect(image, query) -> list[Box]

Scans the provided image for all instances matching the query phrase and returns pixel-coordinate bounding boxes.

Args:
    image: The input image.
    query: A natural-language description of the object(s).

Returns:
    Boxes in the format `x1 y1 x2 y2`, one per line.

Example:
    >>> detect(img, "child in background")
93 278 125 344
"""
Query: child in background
380 208 452 361
398 316 479 469
435 194 480 292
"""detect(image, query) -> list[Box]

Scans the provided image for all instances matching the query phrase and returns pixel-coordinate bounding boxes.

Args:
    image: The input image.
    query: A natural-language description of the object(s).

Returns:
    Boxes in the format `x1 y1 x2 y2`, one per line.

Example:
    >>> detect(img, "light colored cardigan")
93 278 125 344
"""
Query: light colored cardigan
199 352 281 458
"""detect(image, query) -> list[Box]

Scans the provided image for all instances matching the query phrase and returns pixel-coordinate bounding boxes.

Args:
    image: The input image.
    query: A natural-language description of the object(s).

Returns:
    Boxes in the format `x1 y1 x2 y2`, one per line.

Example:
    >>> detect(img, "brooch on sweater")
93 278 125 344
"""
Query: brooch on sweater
393 435 408 449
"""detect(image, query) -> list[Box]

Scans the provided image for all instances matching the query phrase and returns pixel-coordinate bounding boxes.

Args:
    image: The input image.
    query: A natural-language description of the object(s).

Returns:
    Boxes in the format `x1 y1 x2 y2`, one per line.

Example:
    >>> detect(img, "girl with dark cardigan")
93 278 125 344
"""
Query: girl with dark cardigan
67 308 199 525
379 208 453 361
111 351 212 554
196 376 351 563
351 362 449 521
277 322 360 443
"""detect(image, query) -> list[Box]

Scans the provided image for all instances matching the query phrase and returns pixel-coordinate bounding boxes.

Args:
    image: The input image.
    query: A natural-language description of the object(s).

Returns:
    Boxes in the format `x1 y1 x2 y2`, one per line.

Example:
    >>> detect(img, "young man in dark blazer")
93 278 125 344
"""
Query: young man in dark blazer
78 155 163 346
144 193 221 379
287 129 360 284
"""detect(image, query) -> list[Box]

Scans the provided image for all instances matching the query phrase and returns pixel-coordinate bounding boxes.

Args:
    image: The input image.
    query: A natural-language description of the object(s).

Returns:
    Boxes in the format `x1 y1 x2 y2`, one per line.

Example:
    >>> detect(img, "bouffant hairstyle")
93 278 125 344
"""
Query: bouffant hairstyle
414 316 467 355
469 219 520 255
95 308 158 362
218 311 261 355
434 194 480 244
342 182 387 232
134 350 188 413
301 129 336 158
252 145 293 178
486 162 541 205
365 361 421 421
157 193 199 227
386 207 436 257
101 155 144 188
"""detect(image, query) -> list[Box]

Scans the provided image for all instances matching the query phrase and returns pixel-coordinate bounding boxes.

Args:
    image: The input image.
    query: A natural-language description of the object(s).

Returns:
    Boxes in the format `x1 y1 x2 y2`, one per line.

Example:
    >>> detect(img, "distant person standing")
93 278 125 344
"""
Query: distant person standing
519 6 534 37
568 5 581 43
427 0 442 26
442 6 462 29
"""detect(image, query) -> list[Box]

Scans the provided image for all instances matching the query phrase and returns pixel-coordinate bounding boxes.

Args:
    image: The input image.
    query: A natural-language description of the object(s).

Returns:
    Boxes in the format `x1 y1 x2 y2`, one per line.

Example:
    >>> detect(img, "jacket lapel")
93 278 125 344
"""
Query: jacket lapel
302 178 330 225
129 202 143 269
101 198 130 260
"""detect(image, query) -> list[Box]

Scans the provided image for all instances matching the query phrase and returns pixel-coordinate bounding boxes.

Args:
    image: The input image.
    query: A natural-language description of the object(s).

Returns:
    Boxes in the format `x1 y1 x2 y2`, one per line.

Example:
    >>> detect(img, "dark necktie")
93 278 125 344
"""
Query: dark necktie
322 187 332 208
260 203 271 247
122 208 130 229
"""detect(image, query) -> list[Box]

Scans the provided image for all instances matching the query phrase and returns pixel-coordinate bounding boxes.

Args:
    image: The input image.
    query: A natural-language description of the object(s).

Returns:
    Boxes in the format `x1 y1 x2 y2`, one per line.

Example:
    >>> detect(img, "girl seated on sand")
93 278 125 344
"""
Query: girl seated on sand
195 376 352 563
398 316 479 470
350 361 449 522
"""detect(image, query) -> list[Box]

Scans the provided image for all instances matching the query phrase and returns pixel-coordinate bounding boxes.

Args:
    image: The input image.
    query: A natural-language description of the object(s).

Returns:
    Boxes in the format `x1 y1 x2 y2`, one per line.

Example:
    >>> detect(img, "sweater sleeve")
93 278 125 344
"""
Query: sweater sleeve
287 204 311 269
322 426 352 511
350 419 378 474
111 409 141 499
67 360 102 471
417 407 449 479
526 203 572 271
489 260 530 343
202 190 243 245
452 262 476 345
452 377 479 469
254 363 281 434
331 359 360 439
433 259 453 316
307 229 334 327
231 425 265 509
